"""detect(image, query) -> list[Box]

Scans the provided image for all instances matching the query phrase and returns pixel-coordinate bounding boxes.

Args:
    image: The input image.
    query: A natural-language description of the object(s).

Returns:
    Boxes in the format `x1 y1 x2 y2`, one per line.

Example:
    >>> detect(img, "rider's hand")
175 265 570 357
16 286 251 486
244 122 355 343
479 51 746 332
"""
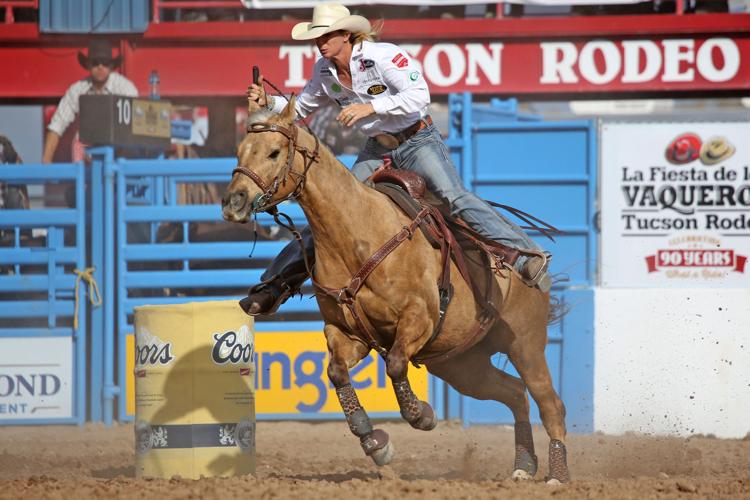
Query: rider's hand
337 103 375 127
246 75 268 108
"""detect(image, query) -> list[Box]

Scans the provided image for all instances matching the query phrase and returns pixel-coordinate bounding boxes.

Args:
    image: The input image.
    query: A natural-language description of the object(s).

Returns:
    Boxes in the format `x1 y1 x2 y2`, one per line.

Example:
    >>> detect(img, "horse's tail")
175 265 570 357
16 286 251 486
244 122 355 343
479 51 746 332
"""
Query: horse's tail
546 273 571 325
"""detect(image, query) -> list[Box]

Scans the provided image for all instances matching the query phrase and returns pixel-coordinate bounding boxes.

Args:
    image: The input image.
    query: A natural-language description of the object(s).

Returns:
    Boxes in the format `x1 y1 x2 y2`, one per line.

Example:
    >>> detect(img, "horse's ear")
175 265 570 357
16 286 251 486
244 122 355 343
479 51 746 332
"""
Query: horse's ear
280 95 297 123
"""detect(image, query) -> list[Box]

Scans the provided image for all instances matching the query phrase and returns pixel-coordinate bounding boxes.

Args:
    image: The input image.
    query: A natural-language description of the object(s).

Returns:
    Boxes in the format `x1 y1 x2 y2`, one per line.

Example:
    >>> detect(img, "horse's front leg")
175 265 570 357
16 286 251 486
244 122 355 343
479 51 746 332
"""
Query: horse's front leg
386 309 437 431
325 323 395 466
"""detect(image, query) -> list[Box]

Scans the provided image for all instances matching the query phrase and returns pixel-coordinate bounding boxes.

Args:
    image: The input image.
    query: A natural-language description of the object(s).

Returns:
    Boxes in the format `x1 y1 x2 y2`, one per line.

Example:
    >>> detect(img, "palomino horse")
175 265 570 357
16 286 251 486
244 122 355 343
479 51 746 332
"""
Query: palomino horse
222 98 570 484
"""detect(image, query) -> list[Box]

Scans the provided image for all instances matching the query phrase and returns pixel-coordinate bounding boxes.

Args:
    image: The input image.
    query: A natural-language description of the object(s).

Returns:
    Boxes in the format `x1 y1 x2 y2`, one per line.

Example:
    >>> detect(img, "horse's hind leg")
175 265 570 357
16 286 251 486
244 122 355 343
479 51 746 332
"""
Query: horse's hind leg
325 324 394 466
510 340 569 484
427 344 539 480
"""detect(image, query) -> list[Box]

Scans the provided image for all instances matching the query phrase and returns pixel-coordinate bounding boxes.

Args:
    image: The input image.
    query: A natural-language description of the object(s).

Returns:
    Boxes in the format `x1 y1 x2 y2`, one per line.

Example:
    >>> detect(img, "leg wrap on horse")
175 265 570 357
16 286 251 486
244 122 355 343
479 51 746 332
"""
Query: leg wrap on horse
392 379 436 430
513 421 538 476
335 384 370 433
348 409 373 438
548 439 570 483
335 384 390 458
393 379 422 423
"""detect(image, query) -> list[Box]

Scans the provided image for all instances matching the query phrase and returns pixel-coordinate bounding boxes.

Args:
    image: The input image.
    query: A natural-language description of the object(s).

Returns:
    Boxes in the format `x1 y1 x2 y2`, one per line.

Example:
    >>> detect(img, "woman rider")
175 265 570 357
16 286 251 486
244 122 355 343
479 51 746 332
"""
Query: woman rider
242 2 549 315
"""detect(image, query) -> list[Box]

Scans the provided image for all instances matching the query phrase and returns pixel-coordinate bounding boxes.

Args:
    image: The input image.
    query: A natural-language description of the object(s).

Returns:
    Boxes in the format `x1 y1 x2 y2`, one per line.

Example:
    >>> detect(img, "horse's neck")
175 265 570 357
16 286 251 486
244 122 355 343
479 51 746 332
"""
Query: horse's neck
295 131 379 263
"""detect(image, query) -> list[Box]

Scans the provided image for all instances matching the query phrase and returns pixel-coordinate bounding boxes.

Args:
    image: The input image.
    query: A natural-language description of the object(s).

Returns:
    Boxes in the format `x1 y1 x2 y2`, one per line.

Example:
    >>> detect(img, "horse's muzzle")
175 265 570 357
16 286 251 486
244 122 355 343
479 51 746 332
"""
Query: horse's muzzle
221 191 250 222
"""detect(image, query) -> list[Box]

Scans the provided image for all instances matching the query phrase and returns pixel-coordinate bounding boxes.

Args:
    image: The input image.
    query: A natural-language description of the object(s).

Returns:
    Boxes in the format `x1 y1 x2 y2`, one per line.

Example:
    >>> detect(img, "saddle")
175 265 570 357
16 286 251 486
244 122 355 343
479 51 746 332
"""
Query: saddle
370 165 523 364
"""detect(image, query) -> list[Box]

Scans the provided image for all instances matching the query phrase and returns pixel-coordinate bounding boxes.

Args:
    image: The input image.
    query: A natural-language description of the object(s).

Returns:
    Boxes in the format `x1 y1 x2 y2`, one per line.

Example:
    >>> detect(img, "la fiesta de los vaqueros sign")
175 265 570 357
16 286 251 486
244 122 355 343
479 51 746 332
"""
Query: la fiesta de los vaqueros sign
275 36 749 94
600 121 750 288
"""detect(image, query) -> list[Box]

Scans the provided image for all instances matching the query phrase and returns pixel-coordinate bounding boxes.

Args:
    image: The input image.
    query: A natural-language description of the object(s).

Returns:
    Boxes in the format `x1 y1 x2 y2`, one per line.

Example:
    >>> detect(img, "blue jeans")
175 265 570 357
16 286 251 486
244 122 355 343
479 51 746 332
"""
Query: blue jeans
261 124 540 283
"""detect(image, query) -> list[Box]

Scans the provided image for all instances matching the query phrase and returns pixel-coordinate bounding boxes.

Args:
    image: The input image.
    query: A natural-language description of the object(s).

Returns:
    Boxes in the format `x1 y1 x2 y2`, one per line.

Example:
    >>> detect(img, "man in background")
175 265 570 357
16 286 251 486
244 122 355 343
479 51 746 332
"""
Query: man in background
42 39 137 163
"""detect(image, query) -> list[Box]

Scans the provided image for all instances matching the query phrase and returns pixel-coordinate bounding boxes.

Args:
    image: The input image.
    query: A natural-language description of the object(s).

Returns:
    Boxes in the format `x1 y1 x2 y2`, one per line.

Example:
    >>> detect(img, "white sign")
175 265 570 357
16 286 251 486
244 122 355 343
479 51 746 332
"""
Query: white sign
0 337 73 420
595 288 750 438
600 121 750 288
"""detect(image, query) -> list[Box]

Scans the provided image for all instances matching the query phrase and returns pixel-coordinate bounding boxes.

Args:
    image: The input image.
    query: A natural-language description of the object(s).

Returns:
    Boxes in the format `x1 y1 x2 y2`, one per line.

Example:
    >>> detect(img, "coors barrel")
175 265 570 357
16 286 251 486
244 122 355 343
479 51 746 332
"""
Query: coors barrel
133 300 255 479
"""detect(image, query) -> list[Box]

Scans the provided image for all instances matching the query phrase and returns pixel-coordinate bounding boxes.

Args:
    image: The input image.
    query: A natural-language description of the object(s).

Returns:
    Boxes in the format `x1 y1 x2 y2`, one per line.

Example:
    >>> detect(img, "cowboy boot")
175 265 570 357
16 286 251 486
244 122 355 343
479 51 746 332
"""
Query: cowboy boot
520 252 552 292
239 271 309 316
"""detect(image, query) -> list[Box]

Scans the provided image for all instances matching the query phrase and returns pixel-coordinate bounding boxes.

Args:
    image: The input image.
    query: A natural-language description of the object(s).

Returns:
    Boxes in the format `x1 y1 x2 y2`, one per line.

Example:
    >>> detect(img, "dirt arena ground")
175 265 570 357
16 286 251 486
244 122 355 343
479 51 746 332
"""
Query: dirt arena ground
0 420 748 499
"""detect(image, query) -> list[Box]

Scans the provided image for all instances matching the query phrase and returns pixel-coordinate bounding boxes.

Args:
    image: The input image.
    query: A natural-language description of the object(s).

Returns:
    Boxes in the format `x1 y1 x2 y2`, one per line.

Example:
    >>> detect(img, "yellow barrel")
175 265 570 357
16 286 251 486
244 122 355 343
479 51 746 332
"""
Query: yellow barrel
133 300 255 479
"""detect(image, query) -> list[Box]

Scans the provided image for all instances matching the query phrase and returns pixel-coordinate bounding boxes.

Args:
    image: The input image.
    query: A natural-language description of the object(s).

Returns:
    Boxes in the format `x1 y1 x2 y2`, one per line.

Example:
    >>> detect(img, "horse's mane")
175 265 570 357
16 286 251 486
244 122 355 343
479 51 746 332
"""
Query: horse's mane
245 108 275 128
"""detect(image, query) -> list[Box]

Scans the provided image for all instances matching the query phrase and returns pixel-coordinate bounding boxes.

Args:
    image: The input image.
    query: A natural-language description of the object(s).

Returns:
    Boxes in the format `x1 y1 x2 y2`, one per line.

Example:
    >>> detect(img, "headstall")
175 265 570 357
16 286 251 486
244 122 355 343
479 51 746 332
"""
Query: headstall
232 122 320 212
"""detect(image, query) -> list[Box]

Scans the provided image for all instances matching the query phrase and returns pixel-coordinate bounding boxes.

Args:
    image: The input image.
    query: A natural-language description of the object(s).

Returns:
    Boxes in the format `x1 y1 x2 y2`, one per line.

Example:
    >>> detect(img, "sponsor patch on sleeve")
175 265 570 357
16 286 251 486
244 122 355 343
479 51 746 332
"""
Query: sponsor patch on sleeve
359 59 375 72
409 71 420 81
391 53 408 69
367 84 388 95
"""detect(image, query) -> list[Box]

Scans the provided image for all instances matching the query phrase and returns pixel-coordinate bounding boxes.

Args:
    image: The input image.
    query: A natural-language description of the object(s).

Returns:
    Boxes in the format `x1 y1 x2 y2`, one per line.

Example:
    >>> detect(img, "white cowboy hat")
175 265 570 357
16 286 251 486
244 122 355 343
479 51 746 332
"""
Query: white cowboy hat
699 136 735 165
291 3 371 41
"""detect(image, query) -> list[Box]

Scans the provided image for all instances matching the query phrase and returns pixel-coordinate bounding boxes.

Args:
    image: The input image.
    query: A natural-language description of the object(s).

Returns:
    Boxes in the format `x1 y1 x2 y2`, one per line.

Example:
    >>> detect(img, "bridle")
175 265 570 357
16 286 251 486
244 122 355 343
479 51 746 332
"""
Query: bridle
232 121 320 213
232 120 321 278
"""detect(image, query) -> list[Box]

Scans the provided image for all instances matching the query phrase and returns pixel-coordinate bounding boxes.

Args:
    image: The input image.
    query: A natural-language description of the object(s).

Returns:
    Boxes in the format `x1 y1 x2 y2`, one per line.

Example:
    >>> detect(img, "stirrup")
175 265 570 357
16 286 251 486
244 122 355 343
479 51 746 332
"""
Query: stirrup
521 251 552 292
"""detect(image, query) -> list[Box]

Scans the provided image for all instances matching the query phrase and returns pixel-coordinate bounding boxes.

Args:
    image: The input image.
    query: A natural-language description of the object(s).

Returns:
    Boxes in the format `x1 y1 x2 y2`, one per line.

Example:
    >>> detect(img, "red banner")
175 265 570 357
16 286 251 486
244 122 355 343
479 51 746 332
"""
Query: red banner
129 35 750 96
2 22 749 97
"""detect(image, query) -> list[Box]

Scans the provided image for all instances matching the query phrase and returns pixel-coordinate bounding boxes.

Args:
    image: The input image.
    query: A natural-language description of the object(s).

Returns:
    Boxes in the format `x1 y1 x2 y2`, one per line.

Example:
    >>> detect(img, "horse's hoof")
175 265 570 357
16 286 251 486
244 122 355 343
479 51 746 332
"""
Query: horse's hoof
512 469 533 481
412 402 437 431
546 478 563 485
371 441 395 466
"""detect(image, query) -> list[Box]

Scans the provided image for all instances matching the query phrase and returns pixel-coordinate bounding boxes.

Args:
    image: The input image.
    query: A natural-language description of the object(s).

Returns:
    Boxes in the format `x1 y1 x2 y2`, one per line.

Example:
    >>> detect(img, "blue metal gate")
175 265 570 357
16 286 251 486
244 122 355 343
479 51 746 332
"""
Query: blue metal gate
0 162 88 425
446 94 596 432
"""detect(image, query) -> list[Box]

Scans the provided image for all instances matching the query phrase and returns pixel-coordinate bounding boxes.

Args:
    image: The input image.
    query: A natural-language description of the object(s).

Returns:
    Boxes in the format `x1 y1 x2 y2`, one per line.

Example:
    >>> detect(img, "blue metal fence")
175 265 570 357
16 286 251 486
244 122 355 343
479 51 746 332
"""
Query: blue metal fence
0 162 88 425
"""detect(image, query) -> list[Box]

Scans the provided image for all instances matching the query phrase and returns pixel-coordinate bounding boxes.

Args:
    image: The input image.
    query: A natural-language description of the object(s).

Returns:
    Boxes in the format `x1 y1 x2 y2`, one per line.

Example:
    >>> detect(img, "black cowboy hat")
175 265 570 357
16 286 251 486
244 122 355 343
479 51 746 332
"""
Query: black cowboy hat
77 39 122 70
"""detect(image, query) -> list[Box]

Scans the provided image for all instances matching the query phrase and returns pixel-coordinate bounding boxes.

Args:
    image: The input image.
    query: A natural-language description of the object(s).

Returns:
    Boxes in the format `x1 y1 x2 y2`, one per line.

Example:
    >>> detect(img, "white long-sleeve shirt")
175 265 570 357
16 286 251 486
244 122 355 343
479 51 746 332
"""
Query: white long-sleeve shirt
271 40 430 137
47 73 138 136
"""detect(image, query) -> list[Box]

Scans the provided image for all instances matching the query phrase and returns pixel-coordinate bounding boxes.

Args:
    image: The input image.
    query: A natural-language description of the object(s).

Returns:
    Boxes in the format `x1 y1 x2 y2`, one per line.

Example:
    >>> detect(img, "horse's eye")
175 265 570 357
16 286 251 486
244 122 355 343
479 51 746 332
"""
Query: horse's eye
269 149 280 160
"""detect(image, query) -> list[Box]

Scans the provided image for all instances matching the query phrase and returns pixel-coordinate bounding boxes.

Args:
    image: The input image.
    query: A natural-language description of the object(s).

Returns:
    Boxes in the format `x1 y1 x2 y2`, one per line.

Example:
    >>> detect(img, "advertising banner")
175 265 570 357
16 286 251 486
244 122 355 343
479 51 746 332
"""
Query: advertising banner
600 121 750 288
253 37 750 95
7 34 749 98
0 337 73 420
127 330 429 418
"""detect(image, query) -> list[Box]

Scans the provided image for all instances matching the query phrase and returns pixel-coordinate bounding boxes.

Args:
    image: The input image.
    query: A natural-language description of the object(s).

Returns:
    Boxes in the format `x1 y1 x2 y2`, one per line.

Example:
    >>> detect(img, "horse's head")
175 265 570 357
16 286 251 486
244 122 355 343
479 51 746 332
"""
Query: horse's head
222 96 319 223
